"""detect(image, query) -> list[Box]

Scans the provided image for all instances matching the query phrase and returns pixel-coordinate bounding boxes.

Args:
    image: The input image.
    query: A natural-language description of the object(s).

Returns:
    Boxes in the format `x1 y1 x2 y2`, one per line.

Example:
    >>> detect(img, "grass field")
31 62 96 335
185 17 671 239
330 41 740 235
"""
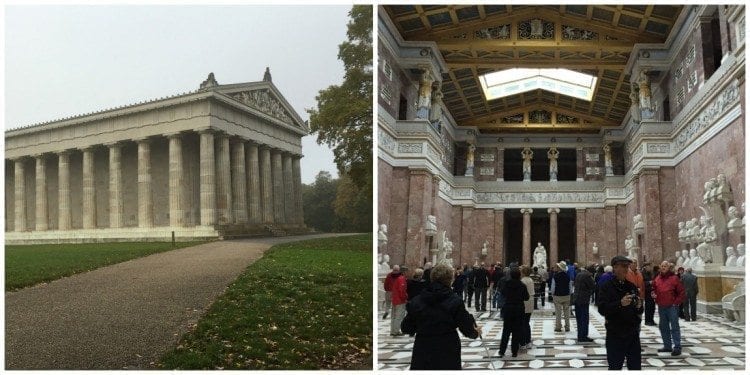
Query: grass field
5 242 202 291
158 234 372 370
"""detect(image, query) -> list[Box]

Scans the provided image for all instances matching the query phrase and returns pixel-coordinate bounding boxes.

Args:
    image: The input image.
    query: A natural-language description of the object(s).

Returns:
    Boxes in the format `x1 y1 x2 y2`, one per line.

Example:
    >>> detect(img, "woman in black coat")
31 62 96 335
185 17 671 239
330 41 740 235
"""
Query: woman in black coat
401 264 480 370
497 267 529 357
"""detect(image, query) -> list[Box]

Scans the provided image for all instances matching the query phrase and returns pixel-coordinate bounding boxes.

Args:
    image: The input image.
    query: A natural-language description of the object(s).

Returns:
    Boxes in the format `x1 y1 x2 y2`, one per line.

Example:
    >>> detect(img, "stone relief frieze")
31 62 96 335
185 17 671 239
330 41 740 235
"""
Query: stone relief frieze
585 153 600 162
378 131 396 154
675 79 740 153
398 142 423 154
475 191 605 204
438 126 455 171
646 143 671 154
480 153 495 162
586 167 601 175
631 144 644 164
480 167 495 176
232 90 293 124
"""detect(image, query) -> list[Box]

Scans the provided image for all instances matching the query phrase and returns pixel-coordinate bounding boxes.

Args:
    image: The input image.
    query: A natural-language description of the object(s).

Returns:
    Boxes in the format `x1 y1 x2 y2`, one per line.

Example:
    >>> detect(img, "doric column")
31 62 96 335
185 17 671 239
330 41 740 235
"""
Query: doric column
282 153 294 223
230 138 248 224
58 151 72 230
548 208 560 266
108 143 123 228
199 130 216 226
292 155 303 225
82 147 96 229
522 208 533 265
215 134 232 224
259 146 274 223
271 149 285 223
14 159 26 232
35 155 48 231
137 139 153 228
168 133 184 227
246 143 261 223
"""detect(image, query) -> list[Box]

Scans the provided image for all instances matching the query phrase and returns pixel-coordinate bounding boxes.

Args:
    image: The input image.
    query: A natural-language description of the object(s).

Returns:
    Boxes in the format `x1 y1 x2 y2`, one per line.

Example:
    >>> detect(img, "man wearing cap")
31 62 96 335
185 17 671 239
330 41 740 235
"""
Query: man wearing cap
597 256 644 370
551 261 572 332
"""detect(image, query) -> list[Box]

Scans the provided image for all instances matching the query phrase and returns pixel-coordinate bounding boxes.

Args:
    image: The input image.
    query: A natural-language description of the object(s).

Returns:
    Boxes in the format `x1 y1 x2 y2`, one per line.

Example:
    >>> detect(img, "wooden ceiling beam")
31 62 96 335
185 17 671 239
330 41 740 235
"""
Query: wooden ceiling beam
445 60 626 69
436 40 637 52
639 5 655 33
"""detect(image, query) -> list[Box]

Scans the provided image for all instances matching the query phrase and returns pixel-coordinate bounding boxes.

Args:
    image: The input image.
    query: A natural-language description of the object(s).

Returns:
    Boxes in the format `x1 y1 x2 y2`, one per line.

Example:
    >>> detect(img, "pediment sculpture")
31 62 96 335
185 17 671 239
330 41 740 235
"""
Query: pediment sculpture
231 89 293 124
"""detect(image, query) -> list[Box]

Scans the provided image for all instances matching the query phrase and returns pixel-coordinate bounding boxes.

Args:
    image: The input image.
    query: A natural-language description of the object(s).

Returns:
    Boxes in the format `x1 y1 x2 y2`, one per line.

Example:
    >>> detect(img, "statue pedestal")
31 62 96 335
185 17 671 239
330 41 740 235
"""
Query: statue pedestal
694 264 726 314
465 167 474 177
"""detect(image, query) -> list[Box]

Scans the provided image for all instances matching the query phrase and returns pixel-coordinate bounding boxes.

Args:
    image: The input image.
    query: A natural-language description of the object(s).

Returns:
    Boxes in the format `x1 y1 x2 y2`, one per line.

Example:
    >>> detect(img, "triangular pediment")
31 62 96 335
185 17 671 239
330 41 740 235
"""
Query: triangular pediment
215 82 307 131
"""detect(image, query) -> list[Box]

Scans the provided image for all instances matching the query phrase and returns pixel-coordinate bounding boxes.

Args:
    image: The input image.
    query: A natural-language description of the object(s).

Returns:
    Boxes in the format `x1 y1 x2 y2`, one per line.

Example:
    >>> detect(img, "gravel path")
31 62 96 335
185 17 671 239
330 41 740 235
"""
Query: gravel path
5 233 357 370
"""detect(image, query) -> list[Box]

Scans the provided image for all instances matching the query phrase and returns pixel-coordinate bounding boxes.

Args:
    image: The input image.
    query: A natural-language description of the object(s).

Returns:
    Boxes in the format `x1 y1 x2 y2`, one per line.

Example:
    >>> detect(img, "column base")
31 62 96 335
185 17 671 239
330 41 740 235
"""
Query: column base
4 226 221 245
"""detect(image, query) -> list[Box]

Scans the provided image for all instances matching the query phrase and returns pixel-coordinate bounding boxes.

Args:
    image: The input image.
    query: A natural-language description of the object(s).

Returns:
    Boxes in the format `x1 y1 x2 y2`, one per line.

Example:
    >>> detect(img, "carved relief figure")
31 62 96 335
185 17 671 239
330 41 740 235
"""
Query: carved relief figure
625 234 635 255
548 147 559 181
481 240 489 256
688 218 701 242
715 173 732 204
703 179 718 203
522 147 534 181
592 242 599 255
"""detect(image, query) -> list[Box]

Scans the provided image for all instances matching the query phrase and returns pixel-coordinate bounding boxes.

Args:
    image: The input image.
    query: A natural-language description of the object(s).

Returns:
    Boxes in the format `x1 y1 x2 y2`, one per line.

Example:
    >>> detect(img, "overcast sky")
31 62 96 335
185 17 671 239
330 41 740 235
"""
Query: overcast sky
4 5 351 183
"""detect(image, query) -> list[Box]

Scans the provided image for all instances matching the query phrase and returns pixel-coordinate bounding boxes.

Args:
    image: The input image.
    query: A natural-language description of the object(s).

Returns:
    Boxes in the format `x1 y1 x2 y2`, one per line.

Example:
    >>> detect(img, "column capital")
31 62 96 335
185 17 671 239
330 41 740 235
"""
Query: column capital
547 208 560 214
57 149 74 156
165 132 184 139
521 208 533 215
103 141 123 148
78 145 97 152
133 136 153 144
196 127 216 134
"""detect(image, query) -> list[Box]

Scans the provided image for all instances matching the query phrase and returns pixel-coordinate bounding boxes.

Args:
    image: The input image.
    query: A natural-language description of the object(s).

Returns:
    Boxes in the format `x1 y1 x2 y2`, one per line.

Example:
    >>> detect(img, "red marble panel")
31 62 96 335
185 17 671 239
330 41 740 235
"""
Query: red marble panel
451 205 465 267
460 207 474 265
617 204 630 256
405 170 433 268
639 170 663 264
494 209 505 263
377 159 393 228
387 167 410 266
576 209 586 263
583 208 607 265
603 206 618 264
659 168 680 261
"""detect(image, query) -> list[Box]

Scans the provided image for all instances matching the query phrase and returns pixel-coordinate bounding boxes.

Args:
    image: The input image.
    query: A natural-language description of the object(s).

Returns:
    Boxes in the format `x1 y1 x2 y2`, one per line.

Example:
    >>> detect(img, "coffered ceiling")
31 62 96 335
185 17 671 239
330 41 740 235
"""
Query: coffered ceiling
383 5 684 134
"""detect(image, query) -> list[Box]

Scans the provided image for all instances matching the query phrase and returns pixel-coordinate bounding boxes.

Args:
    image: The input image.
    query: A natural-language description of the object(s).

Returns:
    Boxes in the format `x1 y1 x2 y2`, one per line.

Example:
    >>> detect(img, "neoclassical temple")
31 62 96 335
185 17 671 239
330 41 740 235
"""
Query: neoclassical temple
378 5 745 315
5 70 307 244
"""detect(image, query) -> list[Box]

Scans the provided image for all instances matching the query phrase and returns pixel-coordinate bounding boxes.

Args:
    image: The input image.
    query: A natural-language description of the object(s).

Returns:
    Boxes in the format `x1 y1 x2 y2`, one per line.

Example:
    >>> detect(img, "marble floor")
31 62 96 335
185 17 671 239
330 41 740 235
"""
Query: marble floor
378 300 746 370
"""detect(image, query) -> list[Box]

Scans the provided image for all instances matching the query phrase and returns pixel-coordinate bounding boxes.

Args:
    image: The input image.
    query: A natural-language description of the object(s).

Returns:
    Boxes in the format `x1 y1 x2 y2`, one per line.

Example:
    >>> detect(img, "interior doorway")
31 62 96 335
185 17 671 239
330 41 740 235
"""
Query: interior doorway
503 208 577 265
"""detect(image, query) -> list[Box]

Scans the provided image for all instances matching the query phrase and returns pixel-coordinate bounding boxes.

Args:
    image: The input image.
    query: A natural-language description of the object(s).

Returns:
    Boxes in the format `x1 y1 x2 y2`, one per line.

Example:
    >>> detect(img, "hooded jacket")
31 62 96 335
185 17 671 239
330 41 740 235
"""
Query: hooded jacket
401 282 478 370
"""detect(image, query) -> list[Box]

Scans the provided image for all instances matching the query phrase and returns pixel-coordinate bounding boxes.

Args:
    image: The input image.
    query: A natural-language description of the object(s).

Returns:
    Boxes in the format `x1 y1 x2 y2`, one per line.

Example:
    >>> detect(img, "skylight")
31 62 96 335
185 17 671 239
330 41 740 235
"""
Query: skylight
479 68 597 101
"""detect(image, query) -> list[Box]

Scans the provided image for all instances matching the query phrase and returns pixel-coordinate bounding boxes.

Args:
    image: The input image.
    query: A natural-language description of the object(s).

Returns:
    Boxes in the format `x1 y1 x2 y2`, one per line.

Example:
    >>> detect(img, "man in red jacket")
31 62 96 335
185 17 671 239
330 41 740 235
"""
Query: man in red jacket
652 261 686 356
389 266 408 336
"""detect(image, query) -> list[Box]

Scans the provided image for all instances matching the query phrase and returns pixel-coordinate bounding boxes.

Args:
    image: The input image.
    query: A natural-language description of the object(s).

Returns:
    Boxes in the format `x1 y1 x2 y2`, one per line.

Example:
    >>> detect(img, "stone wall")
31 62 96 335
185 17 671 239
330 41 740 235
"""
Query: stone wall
5 160 14 231
377 159 393 229
385 167 410 266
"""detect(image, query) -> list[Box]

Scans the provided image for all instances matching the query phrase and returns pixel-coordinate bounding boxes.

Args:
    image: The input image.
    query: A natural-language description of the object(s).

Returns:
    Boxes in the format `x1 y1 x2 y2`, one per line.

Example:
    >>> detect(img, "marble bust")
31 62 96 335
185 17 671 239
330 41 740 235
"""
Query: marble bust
675 250 685 267
681 249 689 266
736 244 745 267
715 173 732 203
425 215 437 236
481 240 488 256
690 248 705 267
378 224 388 247
678 221 687 242
727 206 743 233
725 246 738 267
633 214 644 234
379 254 391 275
592 242 599 255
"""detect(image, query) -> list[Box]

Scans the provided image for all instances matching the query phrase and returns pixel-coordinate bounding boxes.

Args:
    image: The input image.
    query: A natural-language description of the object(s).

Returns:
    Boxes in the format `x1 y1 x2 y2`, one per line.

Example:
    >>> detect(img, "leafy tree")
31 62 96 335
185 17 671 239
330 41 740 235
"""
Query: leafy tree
333 174 372 232
307 5 372 187
302 171 340 232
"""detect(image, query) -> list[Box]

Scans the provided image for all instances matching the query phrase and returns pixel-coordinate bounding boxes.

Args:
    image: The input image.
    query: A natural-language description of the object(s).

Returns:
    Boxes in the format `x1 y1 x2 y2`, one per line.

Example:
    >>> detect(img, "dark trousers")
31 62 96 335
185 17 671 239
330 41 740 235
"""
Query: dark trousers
574 302 590 339
499 305 524 356
606 333 641 370
475 287 487 310
683 293 698 320
645 297 656 323
520 312 532 346
466 288 474 306
455 290 463 302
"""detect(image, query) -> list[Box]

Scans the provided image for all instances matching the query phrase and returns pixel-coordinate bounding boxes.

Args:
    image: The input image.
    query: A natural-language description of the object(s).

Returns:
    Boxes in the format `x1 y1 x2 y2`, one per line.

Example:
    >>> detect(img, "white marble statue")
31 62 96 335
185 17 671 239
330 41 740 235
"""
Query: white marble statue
727 206 743 233
688 218 701 242
379 254 391 275
715 173 732 204
548 147 559 181
678 221 687 243
481 240 488 256
522 147 533 181
675 250 685 267
625 234 635 252
378 224 388 247
689 248 705 267
466 144 476 169
633 214 644 234
425 215 437 236
725 246 738 267
533 242 548 269
603 143 613 176
637 70 654 118
703 178 717 204
429 88 443 123
416 69 434 119
681 249 690 266
592 242 599 255
736 244 745 267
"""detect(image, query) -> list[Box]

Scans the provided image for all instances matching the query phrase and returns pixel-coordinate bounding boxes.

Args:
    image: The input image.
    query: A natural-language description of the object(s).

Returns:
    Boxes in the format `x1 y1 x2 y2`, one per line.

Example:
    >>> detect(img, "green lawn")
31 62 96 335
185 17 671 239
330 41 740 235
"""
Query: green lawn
158 234 372 370
5 242 202 291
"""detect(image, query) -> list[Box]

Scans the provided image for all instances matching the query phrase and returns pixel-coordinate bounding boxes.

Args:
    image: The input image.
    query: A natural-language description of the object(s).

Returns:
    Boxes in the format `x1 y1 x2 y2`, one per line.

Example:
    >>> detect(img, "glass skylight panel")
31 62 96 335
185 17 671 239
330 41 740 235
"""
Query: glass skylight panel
480 68 597 101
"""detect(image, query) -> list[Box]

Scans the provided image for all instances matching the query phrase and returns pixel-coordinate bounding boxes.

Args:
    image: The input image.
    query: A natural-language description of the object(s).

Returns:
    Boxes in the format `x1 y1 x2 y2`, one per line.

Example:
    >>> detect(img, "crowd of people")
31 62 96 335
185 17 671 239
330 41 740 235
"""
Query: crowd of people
384 255 695 370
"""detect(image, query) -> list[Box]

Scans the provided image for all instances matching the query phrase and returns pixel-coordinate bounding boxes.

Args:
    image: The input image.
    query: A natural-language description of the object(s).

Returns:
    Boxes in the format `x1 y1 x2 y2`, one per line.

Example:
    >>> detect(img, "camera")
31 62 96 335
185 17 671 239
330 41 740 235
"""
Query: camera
630 292 639 305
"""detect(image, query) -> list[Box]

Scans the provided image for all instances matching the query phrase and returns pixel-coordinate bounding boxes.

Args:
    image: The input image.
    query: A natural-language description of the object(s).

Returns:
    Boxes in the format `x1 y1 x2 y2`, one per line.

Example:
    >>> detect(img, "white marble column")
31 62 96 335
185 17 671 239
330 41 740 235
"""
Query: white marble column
137 139 153 228
168 133 184 227
199 130 217 226
292 155 303 225
215 134 232 224
14 159 26 232
82 147 96 229
246 143 261 223
35 155 48 231
108 143 123 228
282 153 294 223
260 146 274 223
231 139 248 224
58 151 72 230
271 149 285 223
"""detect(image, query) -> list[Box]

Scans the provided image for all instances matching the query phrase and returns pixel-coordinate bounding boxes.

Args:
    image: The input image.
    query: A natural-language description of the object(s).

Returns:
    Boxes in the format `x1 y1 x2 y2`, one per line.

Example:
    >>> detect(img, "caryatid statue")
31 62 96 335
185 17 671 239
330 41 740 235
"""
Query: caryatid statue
522 147 534 181
548 147 559 181
637 69 654 119
465 144 476 176
416 69 434 119
533 242 547 270
603 142 613 176
429 87 443 124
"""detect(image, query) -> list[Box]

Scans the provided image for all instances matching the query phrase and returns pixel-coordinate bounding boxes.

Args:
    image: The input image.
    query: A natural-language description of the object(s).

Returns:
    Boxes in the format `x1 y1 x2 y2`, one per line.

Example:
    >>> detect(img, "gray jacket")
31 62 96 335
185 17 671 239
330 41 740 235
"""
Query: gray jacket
573 269 595 304
681 272 699 296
